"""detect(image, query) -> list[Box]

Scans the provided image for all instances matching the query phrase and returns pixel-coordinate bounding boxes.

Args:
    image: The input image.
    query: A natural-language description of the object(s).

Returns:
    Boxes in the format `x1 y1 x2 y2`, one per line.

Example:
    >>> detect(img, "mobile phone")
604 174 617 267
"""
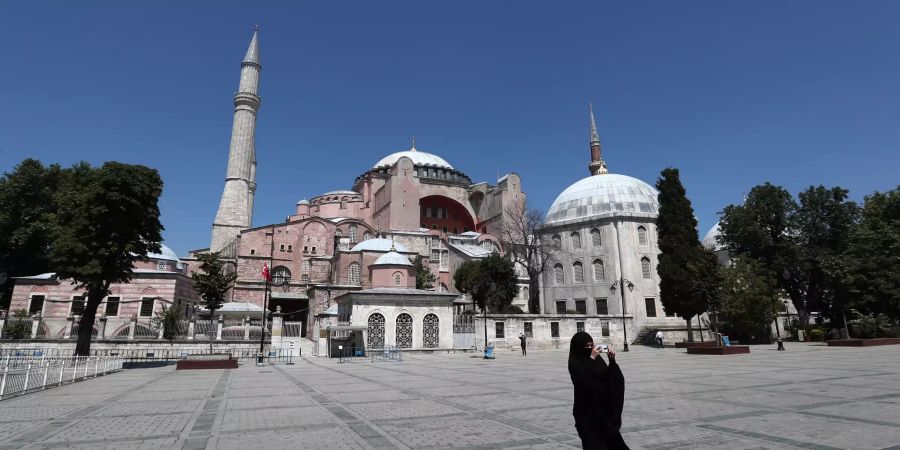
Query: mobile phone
595 344 608 353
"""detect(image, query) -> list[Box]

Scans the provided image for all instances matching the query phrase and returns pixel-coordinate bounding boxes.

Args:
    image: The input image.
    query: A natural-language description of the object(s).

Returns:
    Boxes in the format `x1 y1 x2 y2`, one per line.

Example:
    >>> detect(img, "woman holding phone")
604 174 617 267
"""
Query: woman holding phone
568 331 628 449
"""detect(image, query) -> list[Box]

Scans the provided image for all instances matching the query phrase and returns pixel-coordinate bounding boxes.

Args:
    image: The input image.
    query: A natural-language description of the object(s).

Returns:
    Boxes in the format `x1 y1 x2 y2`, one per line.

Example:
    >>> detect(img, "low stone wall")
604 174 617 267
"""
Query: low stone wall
826 338 900 347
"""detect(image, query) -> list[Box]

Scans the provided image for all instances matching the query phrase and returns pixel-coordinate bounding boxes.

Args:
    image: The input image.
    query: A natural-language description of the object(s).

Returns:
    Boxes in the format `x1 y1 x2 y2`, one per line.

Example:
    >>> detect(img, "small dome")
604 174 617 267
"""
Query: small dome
373 251 413 266
546 174 659 224
297 199 310 205
702 222 722 250
372 146 454 170
146 244 179 262
350 238 409 253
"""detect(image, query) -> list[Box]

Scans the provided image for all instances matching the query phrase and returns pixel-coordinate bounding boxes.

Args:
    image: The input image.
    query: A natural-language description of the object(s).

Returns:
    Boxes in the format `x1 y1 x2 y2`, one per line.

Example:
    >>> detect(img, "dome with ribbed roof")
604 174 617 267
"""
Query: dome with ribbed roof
546 174 659 224
373 251 413 266
372 145 453 170
147 244 180 262
702 222 722 250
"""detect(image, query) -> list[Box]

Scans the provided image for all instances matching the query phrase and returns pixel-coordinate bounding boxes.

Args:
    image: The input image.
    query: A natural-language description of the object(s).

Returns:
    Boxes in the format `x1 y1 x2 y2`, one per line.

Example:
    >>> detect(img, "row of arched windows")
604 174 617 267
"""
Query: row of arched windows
367 313 439 349
552 257 651 284
551 225 650 251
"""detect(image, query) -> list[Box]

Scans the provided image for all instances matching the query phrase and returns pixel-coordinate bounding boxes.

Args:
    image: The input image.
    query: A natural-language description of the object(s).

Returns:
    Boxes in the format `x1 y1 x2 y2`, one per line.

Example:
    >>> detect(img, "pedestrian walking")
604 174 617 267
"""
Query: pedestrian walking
568 331 629 450
519 333 527 356
655 330 664 349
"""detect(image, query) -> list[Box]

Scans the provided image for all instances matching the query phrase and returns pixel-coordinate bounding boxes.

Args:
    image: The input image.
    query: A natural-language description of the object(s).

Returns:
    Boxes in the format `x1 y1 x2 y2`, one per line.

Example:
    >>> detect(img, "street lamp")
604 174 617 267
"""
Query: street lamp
610 278 634 352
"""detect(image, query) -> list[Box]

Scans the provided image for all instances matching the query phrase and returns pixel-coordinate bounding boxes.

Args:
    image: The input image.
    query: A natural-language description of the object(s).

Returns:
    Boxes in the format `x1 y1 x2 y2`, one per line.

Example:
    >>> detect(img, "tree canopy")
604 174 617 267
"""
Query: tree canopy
655 167 720 340
413 256 437 290
719 258 784 343
453 254 520 314
49 162 164 355
498 200 554 313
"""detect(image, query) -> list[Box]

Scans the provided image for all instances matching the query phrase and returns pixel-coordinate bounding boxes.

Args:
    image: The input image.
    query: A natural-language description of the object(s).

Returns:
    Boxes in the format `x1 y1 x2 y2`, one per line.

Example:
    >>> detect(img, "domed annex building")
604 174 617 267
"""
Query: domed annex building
196 30 527 351
535 106 689 346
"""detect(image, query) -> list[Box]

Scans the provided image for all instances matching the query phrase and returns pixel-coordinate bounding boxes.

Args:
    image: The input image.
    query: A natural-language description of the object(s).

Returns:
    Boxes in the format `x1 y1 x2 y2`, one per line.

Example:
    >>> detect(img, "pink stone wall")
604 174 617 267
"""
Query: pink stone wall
369 265 415 288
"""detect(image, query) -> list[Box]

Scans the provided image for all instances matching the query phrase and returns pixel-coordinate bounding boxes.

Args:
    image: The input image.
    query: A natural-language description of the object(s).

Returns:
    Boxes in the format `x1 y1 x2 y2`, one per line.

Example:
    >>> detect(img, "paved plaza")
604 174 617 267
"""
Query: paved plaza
0 343 899 449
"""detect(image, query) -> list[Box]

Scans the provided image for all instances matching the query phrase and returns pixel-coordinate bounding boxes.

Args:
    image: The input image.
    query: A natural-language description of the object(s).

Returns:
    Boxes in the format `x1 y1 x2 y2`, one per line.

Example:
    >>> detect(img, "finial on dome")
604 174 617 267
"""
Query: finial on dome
410 136 417 151
390 236 397 252
587 102 608 176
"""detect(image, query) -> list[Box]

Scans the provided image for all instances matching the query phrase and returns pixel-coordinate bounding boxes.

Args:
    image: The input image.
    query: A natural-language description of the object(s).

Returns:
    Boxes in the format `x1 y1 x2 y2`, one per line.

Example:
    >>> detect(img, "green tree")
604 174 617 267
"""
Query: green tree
191 251 238 353
843 187 900 320
0 159 64 308
656 168 719 341
453 254 519 348
794 186 859 325
50 162 164 356
413 256 437 290
3 309 31 339
718 183 800 316
719 258 783 343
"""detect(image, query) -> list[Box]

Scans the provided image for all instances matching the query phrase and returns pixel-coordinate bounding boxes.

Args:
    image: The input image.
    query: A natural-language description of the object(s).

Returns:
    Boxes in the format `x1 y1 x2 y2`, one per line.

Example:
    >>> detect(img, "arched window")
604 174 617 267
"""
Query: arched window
552 234 562 250
641 257 652 279
272 266 291 284
335 230 342 237
573 261 584 283
591 228 601 247
348 262 361 285
593 259 605 281
553 263 564 284
393 271 403 286
349 224 358 243
396 313 413 348
638 226 648 246
423 314 439 348
368 314 385 350
571 232 582 250
363 232 373 241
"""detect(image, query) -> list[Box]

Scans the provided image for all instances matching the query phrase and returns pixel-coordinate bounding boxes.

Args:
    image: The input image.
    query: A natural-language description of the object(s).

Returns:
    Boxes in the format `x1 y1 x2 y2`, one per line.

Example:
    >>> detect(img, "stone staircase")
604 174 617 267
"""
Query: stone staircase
632 327 656 347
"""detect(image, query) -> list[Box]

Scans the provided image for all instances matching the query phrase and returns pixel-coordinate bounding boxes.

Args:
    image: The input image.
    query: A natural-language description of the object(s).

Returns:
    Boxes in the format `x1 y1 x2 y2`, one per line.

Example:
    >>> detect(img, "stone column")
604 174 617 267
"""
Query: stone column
215 315 224 341
98 315 108 339
63 315 75 339
127 315 137 340
270 306 284 349
243 316 251 341
30 313 41 339
187 317 196 340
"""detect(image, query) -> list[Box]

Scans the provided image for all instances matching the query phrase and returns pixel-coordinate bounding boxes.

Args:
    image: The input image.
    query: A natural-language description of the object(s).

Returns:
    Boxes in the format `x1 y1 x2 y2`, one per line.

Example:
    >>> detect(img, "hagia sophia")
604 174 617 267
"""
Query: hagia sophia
9 29 701 353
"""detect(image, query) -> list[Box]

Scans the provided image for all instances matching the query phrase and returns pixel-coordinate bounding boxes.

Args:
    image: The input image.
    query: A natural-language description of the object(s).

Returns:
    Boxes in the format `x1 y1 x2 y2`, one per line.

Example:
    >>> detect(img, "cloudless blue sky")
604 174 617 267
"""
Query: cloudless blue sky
2 1 899 255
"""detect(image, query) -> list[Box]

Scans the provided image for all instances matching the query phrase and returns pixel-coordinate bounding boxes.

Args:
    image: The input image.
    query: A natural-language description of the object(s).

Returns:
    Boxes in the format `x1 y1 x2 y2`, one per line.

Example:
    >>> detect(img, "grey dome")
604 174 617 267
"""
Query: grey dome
546 174 659 224
373 251 413 266
350 238 409 253
373 146 453 170
147 244 180 262
702 222 722 250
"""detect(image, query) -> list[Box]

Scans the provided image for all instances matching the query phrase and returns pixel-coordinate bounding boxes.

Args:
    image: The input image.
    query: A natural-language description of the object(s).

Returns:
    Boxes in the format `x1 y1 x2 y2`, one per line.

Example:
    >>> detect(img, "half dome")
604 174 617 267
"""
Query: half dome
546 174 659 224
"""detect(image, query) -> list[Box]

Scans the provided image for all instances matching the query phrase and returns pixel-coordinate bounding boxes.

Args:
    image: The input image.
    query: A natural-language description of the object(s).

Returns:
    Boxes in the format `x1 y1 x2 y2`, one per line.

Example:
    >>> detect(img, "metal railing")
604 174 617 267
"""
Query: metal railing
0 355 123 400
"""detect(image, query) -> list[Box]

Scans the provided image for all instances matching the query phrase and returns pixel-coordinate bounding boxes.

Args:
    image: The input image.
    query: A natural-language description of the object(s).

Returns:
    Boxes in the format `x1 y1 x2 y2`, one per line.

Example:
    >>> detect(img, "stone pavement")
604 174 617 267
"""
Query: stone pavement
0 342 899 449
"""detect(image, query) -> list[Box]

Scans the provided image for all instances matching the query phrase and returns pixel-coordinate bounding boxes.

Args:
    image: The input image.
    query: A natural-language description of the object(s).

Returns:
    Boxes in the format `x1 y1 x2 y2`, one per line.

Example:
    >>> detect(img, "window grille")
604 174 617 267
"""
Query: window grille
553 264 564 284
495 322 505 338
576 321 585 332
591 228 601 247
349 224 358 243
556 301 566 314
524 322 533 338
396 313 413 348
551 322 560 338
575 299 586 314
645 297 657 317
601 321 610 337
641 257 652 279
573 262 584 283
348 263 361 285
423 314 439 348
139 298 154 317
71 296 85 316
552 234 561 250
368 314 385 349
571 232 582 250
393 272 403 286
157 261 167 271
593 259 605 281
272 266 291 284
638 226 648 246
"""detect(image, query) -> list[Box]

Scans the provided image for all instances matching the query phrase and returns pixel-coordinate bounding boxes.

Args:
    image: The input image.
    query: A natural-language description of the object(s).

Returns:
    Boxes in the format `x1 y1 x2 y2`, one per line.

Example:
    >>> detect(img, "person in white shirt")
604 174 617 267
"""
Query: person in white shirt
655 330 664 349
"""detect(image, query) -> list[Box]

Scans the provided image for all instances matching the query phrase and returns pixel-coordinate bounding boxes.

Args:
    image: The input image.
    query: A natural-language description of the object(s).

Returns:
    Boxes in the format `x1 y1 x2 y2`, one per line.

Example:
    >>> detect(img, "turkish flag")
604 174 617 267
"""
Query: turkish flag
261 263 272 282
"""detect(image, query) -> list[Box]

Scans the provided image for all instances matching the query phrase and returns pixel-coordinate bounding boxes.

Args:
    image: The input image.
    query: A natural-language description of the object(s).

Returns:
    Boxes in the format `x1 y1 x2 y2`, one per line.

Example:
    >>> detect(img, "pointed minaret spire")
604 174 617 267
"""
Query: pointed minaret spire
211 28 263 252
587 102 608 176
243 26 260 66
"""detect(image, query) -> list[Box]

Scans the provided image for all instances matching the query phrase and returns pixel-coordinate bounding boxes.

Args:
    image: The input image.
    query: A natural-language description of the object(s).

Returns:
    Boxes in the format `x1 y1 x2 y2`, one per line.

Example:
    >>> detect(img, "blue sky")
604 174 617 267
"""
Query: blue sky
2 2 899 255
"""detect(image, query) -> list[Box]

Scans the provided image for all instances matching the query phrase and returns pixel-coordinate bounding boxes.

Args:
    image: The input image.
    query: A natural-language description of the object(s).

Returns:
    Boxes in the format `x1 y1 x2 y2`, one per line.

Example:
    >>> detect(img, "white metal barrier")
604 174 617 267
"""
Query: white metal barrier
0 355 124 400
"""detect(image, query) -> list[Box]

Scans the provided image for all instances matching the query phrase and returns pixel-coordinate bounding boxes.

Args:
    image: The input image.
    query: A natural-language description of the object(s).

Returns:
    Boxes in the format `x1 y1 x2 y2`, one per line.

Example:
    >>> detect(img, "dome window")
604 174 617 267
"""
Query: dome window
570 232 582 250
591 228 601 247
638 226 649 246
641 257 652 279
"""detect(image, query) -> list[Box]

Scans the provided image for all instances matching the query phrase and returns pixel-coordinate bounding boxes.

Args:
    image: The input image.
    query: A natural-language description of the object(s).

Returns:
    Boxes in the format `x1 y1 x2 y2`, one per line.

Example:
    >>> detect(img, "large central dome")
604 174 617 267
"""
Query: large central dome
372 146 454 170
546 174 659 224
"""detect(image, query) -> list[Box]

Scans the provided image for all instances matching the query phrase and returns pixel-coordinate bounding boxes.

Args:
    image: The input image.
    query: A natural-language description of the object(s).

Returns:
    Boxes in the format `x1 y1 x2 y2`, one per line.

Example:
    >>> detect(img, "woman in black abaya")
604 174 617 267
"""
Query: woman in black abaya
568 331 628 450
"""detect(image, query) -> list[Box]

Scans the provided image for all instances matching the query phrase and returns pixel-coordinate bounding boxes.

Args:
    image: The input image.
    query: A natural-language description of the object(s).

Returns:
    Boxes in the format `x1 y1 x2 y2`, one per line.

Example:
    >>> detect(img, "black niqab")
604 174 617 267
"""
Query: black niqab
568 332 628 450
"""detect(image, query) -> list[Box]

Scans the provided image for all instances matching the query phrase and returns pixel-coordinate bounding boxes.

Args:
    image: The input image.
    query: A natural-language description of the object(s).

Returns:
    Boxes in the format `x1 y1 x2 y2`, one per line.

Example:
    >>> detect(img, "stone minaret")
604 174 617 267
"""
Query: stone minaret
211 28 261 252
587 103 608 176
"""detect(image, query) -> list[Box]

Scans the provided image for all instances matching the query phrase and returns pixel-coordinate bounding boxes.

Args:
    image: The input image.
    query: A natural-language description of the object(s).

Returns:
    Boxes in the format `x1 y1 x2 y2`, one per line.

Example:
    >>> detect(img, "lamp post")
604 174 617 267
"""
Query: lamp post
610 278 634 352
